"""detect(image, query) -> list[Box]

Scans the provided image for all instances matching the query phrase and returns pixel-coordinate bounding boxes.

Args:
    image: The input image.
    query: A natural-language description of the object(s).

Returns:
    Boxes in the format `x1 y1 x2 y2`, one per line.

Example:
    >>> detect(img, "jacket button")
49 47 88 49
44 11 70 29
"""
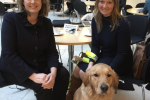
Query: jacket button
35 47 38 50
34 59 36 62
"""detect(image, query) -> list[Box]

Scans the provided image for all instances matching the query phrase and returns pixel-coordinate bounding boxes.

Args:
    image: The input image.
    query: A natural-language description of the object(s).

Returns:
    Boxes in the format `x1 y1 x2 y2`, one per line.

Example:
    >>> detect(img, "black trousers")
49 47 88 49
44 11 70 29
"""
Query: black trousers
1 66 69 100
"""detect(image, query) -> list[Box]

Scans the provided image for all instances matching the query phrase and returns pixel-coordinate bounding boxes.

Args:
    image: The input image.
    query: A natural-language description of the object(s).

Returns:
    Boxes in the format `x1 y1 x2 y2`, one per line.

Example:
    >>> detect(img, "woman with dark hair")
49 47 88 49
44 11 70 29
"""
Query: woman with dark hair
0 0 69 100
66 0 133 100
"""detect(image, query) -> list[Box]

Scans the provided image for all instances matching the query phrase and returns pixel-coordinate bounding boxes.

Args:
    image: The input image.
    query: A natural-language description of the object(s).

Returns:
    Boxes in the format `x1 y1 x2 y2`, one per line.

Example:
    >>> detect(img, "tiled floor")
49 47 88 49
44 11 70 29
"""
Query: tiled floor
0 0 150 100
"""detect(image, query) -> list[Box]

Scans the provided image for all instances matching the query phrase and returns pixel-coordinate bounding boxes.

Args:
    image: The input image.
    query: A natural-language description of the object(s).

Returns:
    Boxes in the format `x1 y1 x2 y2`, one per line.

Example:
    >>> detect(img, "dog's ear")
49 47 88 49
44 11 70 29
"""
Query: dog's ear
83 72 89 87
112 70 119 88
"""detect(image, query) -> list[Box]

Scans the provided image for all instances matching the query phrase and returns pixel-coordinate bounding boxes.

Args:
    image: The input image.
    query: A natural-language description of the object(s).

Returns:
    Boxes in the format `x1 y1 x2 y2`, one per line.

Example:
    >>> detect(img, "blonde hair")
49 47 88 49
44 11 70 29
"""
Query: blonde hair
17 0 50 17
93 0 122 32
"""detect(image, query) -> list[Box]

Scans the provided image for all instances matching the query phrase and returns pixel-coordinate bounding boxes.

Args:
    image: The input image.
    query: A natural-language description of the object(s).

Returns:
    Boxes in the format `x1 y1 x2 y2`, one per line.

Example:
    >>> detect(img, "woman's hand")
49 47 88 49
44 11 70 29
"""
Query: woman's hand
42 73 56 89
29 73 47 84
42 67 57 89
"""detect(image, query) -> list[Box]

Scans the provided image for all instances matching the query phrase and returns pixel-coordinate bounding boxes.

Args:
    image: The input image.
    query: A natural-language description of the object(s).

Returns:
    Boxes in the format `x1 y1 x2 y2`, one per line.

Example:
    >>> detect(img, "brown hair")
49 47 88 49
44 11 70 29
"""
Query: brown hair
17 0 50 17
93 0 122 32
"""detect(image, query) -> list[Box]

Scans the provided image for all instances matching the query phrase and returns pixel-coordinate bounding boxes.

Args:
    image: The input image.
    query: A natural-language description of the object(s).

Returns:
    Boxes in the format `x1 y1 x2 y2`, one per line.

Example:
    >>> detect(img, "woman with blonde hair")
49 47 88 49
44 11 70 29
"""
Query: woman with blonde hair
0 0 69 100
66 0 133 100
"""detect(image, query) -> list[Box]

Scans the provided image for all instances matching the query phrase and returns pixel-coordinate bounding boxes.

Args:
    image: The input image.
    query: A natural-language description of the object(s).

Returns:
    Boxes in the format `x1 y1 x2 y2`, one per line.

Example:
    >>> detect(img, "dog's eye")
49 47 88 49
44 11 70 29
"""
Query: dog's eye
107 74 111 77
94 74 98 77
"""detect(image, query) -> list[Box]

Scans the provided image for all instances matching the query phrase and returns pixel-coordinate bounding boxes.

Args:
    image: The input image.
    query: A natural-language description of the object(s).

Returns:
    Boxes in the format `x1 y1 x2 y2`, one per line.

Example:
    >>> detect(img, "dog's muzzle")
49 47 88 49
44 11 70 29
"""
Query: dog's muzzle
100 84 108 93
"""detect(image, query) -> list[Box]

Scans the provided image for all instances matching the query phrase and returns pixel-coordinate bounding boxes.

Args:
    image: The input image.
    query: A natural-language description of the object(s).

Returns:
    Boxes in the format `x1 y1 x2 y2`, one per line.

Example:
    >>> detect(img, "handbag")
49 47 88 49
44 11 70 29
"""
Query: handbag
132 42 146 79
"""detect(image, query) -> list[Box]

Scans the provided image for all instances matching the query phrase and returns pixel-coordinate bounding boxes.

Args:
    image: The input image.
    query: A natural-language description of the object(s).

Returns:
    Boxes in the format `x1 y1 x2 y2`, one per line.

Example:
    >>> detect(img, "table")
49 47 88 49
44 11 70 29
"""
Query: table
127 8 148 16
85 1 95 6
54 27 91 74
2 2 17 4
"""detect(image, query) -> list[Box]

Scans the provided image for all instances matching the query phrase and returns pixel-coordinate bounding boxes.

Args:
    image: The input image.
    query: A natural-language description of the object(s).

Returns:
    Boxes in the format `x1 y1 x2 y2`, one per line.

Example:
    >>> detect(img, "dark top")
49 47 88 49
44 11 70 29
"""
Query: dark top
78 16 133 75
0 12 59 84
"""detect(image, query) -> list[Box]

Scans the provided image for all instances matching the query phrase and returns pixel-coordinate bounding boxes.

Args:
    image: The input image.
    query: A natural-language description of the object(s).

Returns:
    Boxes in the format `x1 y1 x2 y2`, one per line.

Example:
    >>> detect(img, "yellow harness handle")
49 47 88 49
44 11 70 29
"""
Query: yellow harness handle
85 51 98 62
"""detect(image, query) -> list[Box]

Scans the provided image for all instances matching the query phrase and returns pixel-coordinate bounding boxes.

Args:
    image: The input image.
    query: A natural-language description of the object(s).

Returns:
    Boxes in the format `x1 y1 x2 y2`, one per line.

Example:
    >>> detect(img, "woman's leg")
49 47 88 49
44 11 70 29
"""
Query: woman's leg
1 66 69 100
66 66 82 100
1 71 53 100
73 65 80 78
79 70 85 81
52 66 70 100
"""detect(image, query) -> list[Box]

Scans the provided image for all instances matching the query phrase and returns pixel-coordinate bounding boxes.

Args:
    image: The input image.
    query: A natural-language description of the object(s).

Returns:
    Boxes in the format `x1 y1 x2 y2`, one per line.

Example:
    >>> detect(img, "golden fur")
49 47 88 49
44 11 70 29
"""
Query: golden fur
73 63 118 100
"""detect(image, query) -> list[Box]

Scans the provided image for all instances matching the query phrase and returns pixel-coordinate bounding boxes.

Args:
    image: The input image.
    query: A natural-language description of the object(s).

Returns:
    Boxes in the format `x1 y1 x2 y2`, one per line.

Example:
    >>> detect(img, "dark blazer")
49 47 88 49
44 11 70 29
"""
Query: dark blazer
0 12 59 84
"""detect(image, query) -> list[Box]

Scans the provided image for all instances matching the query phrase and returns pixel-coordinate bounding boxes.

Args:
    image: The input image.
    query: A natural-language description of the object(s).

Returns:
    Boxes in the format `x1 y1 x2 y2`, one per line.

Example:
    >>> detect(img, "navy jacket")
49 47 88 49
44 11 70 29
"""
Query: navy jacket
0 12 59 84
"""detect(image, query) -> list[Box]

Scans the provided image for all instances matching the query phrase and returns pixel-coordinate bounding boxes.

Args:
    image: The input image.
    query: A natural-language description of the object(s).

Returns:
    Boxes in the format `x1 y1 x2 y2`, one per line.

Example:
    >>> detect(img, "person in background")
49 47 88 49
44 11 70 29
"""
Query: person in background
143 0 150 19
119 0 126 12
0 0 69 100
66 0 133 100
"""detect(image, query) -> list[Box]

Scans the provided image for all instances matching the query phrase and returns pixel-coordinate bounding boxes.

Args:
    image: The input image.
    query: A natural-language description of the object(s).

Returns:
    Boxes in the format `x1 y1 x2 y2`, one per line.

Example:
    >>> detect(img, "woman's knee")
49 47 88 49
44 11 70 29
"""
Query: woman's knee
79 70 85 80
73 66 81 77
74 66 80 74
57 66 70 80
34 87 53 100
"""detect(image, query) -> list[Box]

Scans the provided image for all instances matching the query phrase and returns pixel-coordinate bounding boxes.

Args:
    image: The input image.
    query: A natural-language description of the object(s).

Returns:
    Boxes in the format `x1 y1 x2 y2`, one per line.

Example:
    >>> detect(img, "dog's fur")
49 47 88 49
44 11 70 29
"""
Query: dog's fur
73 63 118 100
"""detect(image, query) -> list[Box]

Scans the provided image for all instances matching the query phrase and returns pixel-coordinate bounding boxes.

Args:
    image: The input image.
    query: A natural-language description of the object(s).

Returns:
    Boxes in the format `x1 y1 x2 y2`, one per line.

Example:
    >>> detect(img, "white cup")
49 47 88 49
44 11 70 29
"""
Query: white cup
135 9 140 13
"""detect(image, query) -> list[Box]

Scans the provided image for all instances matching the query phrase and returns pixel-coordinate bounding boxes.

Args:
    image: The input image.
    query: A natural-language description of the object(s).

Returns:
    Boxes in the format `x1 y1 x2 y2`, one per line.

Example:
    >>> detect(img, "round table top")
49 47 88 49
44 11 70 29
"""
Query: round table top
54 27 91 45
2 1 17 4
127 8 148 16
85 1 95 6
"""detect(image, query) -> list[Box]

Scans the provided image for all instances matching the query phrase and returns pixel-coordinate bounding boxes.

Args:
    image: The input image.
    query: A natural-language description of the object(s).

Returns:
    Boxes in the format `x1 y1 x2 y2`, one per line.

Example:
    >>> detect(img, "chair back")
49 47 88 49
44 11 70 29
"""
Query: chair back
122 5 133 16
127 15 148 40
73 0 86 15
142 56 150 83
135 3 145 8
148 18 150 33
0 2 5 16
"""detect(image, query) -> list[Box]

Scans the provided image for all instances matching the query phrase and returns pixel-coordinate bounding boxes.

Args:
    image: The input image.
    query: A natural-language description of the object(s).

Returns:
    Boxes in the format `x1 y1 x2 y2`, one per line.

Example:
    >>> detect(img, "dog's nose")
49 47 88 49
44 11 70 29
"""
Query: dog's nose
100 84 108 92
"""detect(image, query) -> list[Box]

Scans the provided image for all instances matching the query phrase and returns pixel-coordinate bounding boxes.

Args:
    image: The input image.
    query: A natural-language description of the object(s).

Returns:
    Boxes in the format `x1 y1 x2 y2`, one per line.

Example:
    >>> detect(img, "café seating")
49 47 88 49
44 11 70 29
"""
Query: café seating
135 3 145 8
148 18 150 33
119 56 150 100
73 0 87 23
0 2 5 23
122 5 133 16
127 15 148 44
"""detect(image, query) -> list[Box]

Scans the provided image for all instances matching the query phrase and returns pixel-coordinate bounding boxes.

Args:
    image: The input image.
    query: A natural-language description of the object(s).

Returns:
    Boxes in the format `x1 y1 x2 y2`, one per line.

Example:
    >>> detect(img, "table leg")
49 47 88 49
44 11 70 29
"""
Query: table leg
10 4 13 8
68 45 74 75
62 0 64 17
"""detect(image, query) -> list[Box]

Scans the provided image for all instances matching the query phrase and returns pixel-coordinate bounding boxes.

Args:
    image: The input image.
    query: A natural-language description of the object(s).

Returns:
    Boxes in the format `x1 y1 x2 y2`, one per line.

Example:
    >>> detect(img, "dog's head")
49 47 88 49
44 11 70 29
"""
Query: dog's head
83 63 118 95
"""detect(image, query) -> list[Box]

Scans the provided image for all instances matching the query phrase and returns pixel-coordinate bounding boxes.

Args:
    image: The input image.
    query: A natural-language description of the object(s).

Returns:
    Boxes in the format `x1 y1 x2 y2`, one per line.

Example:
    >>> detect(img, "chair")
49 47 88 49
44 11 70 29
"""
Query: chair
119 55 150 100
135 3 145 8
127 15 148 44
0 2 5 23
73 0 87 23
52 20 71 27
148 18 150 33
122 5 133 16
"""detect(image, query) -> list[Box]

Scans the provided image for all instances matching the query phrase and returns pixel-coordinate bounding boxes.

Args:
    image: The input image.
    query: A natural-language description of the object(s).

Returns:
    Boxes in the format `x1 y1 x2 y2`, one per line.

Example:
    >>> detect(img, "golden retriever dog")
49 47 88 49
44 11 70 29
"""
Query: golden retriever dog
73 63 118 100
